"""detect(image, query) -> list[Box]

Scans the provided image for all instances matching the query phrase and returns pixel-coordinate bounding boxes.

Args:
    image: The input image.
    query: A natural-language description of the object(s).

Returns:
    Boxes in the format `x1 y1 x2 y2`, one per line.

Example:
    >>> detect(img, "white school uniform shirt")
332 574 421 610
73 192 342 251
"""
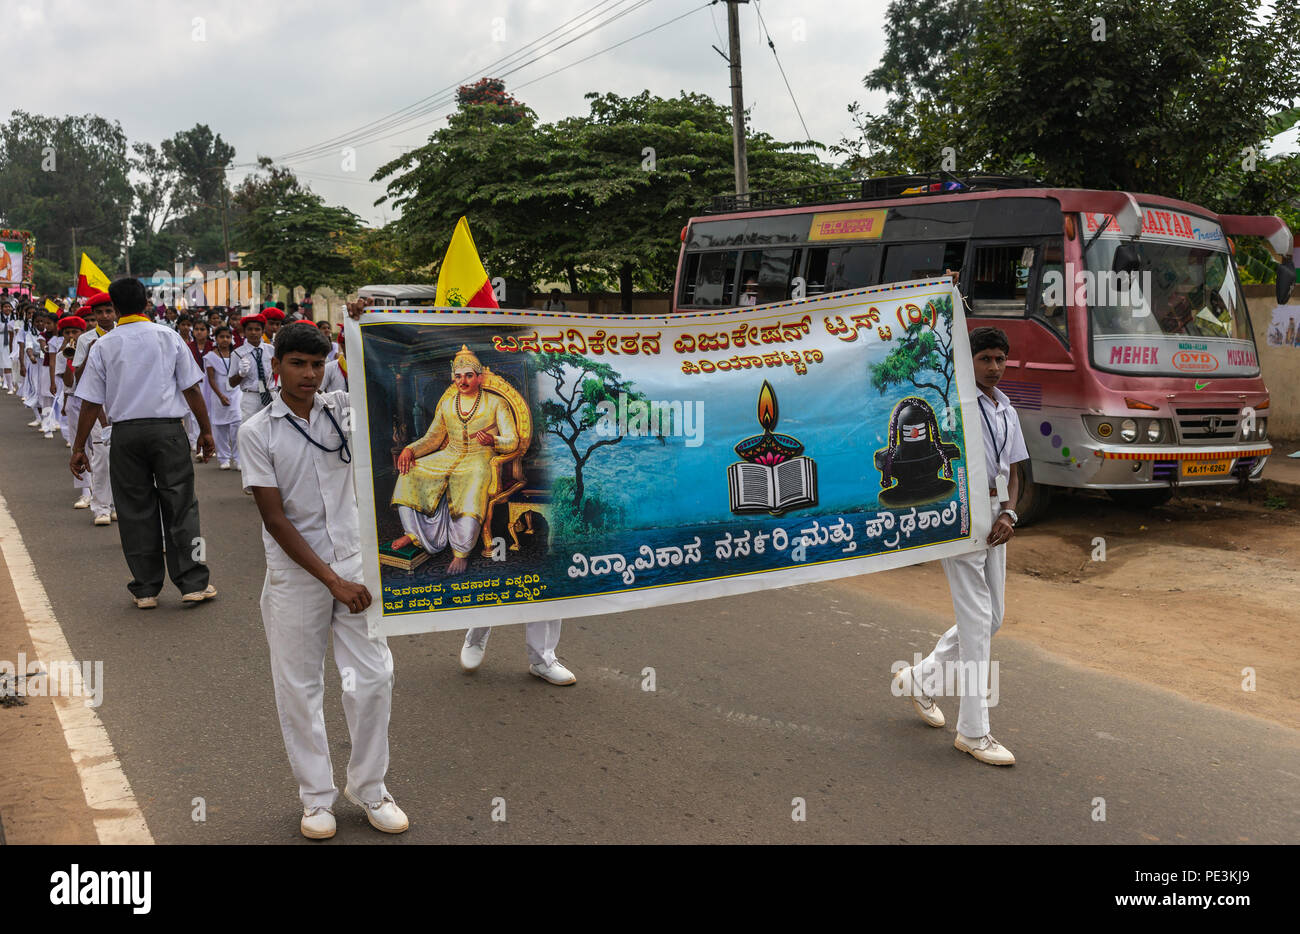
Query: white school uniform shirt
203 350 242 425
231 340 272 393
238 390 360 571
75 319 204 422
976 385 1029 491
71 327 105 371
319 358 346 394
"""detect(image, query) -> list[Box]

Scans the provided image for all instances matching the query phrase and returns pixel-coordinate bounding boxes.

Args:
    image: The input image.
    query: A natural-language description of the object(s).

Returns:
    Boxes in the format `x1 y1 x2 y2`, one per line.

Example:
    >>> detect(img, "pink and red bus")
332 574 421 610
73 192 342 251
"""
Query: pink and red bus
672 176 1295 521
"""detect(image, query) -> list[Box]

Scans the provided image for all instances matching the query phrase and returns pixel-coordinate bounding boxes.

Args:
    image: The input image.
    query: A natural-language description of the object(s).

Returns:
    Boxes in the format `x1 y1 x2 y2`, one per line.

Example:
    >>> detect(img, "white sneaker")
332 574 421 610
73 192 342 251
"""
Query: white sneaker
65 441 71 448
954 733 1016 766
73 496 91 509
43 431 53 439
460 638 487 672
300 806 336 840
93 514 111 526
893 666 945 728
529 660 577 685
110 510 118 521
181 584 217 604
26 419 40 427
134 595 158 609
343 786 409 834
219 461 231 471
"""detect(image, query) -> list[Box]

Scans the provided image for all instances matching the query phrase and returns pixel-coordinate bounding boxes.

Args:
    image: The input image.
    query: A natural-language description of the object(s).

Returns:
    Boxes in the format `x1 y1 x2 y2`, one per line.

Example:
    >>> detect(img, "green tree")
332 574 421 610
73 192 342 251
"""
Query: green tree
375 85 843 308
869 295 955 407
534 352 653 512
339 225 435 286
161 124 236 265
0 111 132 276
838 0 1300 279
235 162 362 297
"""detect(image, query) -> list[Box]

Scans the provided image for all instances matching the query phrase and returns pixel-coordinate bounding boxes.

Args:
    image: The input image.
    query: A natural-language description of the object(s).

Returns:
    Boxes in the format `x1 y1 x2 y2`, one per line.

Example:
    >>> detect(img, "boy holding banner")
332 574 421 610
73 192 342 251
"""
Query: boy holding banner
894 326 1027 766
240 321 406 840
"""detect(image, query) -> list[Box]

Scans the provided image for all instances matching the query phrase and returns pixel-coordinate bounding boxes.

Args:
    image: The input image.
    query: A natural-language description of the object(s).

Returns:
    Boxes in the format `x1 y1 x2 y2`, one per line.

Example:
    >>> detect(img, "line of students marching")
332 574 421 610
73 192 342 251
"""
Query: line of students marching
0 293 344 505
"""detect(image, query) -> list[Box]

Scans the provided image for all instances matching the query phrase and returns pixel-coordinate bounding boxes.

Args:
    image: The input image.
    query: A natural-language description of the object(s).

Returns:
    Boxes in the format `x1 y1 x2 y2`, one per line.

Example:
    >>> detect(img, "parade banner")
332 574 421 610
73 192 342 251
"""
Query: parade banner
347 277 991 637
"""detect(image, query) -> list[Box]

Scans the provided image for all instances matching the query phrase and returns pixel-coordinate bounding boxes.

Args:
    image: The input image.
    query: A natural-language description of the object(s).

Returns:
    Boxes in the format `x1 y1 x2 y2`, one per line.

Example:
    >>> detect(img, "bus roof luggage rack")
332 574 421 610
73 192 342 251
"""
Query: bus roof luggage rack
706 173 1044 213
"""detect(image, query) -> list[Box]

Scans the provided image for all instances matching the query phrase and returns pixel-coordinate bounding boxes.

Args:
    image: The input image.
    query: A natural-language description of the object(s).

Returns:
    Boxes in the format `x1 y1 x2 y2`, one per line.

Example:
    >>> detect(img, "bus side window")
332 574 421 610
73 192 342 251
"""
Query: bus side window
804 248 830 295
1036 241 1068 340
825 244 880 292
968 243 1036 317
690 251 740 307
739 248 799 305
882 242 966 284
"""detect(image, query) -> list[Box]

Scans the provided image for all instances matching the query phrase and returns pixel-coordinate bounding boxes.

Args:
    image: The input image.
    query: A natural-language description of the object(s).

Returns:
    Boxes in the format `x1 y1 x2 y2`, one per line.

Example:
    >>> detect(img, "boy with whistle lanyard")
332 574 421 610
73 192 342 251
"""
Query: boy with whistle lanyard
239 322 406 840
893 326 1027 766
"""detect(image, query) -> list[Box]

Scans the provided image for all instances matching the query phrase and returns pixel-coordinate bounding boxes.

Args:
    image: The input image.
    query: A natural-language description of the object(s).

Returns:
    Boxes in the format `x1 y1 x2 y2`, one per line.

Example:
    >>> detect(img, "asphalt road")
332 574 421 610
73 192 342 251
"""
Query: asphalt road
2 396 1298 844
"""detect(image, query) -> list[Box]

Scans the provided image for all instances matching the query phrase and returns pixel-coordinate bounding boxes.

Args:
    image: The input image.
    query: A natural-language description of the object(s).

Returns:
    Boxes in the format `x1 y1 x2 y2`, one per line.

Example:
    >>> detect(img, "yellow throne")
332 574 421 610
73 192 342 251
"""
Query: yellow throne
431 366 532 558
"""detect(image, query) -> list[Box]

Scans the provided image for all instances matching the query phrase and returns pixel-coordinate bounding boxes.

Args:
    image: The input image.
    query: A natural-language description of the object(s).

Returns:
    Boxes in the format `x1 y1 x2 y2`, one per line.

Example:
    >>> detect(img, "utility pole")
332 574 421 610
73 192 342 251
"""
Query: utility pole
70 226 78 297
123 214 131 276
726 0 750 197
219 176 232 274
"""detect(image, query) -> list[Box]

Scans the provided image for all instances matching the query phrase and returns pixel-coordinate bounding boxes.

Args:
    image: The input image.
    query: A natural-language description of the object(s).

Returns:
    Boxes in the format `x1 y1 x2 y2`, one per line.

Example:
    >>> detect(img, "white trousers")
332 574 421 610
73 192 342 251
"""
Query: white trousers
465 619 563 667
212 421 239 465
911 501 1007 739
88 424 113 518
240 390 268 423
260 552 393 810
398 500 479 559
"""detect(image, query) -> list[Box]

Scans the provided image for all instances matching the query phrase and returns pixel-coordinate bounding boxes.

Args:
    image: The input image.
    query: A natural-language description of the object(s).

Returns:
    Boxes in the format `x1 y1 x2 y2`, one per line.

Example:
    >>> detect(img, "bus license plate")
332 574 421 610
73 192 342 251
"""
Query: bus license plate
1183 459 1232 478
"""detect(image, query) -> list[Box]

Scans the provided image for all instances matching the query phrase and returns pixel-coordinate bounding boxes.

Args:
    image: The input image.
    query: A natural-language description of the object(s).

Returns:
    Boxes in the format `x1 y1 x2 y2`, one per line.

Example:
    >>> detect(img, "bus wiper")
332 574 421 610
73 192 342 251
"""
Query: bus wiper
1083 215 1112 255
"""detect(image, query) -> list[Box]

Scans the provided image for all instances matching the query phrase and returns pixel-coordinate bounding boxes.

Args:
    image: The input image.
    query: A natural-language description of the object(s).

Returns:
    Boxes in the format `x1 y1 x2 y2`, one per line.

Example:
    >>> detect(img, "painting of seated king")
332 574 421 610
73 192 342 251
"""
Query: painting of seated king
388 344 532 574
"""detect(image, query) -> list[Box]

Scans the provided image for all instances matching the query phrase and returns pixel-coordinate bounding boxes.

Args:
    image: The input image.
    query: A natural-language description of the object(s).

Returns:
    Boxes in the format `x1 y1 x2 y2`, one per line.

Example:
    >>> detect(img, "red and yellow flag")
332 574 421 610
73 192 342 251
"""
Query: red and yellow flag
44 298 60 316
435 217 498 308
77 253 111 297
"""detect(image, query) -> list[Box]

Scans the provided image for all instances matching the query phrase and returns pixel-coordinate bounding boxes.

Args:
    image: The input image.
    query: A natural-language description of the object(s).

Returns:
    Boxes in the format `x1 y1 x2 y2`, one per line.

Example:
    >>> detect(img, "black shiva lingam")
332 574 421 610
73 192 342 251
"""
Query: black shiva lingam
728 381 818 516
873 396 961 507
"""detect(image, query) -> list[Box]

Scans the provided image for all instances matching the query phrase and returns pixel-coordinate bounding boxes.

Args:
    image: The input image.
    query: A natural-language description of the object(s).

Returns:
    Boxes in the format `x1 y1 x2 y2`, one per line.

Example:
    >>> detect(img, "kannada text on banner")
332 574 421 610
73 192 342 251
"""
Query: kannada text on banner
347 278 992 637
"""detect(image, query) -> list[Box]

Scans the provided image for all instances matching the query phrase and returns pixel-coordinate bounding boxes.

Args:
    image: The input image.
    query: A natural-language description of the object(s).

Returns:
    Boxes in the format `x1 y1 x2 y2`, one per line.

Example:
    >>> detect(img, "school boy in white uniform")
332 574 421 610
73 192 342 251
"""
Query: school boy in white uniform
231 313 274 424
72 292 118 525
240 322 406 840
893 326 1027 766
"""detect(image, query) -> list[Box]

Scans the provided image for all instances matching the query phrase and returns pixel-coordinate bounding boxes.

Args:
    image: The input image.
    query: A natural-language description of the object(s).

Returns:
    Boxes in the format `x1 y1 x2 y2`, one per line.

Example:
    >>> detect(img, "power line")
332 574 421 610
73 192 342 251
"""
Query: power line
274 0 657 167
275 1 712 172
753 0 811 141
268 0 634 164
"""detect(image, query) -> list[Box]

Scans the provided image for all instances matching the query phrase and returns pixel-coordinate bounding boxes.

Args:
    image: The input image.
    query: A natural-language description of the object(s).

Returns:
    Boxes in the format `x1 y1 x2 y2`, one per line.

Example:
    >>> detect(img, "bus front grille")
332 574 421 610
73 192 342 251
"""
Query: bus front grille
1174 408 1239 444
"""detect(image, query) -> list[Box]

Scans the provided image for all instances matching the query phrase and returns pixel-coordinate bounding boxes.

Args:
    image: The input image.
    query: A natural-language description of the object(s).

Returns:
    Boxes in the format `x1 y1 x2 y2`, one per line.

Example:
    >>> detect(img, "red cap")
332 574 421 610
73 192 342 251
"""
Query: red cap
57 316 88 332
262 308 286 321
240 314 267 328
84 291 112 308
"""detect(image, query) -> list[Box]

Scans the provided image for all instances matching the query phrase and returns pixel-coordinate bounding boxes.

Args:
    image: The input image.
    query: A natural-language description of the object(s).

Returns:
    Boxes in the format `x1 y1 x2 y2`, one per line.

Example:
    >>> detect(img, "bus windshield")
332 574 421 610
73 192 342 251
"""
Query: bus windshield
1085 239 1249 340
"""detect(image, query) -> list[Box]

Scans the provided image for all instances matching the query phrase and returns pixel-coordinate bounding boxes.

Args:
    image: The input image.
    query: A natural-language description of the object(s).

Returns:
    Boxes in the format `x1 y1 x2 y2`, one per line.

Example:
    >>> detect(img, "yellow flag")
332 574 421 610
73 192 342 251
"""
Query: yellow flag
435 217 498 308
77 253 111 297
44 299 60 316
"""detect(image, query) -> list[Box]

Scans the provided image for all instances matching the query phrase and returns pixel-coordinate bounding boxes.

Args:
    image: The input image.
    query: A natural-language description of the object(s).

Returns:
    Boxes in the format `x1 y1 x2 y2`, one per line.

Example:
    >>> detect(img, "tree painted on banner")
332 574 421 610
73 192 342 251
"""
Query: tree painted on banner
535 353 654 513
869 294 954 408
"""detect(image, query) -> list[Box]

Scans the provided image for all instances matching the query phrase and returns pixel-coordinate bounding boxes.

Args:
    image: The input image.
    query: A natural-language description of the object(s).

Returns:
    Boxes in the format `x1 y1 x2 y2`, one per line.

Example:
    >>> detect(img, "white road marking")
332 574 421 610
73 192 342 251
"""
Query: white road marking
0 487 153 845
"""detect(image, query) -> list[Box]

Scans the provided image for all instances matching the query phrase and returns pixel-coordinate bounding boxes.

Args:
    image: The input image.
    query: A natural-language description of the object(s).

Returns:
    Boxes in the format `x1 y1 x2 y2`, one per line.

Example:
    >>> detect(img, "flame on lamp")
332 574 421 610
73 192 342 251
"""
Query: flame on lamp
757 380 778 431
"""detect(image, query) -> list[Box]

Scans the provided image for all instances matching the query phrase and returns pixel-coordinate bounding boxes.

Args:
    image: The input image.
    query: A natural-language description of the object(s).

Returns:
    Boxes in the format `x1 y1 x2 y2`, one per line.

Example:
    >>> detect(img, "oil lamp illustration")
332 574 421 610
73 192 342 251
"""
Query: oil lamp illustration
728 381 818 516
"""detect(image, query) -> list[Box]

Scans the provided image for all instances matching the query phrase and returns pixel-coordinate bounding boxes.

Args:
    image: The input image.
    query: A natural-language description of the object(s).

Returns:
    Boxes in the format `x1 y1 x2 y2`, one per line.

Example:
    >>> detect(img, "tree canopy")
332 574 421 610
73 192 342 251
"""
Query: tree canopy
375 86 843 307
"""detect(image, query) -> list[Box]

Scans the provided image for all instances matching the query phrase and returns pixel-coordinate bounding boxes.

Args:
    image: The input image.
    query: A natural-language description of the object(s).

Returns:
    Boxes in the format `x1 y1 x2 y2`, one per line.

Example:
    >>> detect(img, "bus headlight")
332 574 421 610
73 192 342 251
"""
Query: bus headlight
1120 419 1138 442
1145 420 1162 443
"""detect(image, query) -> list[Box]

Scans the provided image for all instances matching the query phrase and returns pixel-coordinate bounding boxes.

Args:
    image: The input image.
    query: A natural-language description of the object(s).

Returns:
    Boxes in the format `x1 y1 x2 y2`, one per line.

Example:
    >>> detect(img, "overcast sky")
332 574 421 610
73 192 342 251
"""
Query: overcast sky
8 0 1296 228
6 0 894 225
